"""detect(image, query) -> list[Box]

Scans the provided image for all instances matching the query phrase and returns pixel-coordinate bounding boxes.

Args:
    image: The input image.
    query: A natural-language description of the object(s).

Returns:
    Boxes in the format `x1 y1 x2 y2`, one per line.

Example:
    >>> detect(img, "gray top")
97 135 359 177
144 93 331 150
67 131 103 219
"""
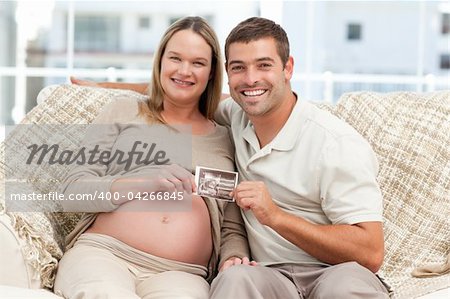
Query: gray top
61 97 249 281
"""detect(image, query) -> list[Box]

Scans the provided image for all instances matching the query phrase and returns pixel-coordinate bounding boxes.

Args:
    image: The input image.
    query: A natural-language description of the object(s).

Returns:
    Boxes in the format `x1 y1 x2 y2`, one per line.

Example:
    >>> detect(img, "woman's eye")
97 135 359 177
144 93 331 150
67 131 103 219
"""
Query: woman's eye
193 61 205 66
170 56 181 61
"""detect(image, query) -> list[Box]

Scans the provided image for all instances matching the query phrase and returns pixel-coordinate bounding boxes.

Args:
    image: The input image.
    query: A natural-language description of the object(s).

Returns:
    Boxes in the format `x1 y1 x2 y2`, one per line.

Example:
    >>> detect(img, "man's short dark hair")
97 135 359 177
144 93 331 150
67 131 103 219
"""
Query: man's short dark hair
225 17 290 67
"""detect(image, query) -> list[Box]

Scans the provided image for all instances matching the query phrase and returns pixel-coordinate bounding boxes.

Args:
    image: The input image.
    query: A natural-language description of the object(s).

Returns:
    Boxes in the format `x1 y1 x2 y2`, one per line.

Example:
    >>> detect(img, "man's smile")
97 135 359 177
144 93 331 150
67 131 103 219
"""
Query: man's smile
241 89 267 97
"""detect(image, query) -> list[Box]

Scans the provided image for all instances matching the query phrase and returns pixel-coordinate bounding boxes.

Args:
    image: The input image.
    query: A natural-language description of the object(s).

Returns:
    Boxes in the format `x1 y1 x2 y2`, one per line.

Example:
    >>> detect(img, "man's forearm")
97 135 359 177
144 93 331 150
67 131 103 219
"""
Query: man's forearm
270 209 384 272
98 82 149 95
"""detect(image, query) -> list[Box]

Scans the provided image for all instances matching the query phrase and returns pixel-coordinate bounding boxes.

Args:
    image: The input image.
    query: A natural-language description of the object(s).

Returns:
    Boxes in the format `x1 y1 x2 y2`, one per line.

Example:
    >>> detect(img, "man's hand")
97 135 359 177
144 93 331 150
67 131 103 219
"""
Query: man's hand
70 76 100 87
233 181 281 226
219 256 257 272
234 181 385 272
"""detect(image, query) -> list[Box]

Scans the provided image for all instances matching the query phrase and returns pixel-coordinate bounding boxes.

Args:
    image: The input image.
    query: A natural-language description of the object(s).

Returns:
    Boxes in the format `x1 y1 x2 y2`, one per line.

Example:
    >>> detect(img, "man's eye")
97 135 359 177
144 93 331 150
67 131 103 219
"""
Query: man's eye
259 63 272 68
231 66 243 71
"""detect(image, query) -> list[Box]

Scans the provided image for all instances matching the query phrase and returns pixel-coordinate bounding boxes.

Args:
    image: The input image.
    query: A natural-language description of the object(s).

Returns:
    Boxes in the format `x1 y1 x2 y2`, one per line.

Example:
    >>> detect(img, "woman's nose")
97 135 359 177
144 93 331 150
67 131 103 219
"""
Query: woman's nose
178 62 192 76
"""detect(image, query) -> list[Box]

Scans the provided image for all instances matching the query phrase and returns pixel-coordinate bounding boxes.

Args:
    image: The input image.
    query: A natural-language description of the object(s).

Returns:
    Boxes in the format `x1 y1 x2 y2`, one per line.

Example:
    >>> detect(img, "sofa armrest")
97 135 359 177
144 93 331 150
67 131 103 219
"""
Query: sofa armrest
0 285 63 298
0 214 40 289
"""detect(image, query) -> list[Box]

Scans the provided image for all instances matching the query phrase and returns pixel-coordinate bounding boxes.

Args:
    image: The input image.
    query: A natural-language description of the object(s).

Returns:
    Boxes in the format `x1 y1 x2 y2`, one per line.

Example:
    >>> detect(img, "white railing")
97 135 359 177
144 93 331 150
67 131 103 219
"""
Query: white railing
292 72 449 103
0 66 449 122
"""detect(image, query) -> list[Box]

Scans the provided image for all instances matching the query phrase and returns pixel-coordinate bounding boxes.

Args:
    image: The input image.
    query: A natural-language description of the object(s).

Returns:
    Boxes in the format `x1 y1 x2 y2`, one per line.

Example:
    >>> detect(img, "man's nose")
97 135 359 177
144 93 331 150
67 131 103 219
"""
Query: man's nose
243 67 259 86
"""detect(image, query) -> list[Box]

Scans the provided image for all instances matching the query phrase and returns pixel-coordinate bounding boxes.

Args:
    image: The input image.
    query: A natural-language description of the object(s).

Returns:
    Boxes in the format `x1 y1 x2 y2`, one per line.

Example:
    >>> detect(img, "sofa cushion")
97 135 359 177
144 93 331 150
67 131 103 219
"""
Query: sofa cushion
0 84 149 289
333 91 450 298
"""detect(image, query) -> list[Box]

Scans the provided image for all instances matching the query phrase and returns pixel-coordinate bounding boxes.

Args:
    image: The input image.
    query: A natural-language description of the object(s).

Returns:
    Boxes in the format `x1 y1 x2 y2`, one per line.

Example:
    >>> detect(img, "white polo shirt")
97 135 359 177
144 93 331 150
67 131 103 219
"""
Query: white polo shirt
215 97 383 266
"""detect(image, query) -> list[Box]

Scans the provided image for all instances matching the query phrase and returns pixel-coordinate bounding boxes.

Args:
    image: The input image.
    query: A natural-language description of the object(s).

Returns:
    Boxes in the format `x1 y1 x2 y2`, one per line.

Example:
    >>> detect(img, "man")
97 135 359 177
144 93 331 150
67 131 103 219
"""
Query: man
72 17 389 298
209 17 389 298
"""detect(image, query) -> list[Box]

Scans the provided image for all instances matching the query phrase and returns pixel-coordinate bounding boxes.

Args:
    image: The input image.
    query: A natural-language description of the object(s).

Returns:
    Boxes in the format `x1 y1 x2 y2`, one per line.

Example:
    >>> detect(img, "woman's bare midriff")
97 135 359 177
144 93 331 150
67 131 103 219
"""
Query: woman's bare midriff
86 195 213 267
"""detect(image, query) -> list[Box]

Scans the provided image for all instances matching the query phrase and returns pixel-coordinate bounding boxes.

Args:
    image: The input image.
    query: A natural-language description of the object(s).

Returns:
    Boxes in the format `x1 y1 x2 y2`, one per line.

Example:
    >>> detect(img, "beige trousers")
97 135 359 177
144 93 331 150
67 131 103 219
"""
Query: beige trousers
54 233 209 299
210 262 390 299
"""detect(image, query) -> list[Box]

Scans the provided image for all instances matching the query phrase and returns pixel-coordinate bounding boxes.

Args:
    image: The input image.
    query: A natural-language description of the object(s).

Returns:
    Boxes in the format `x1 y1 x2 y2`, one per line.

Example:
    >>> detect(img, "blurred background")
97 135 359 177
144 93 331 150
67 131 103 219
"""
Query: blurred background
0 0 449 128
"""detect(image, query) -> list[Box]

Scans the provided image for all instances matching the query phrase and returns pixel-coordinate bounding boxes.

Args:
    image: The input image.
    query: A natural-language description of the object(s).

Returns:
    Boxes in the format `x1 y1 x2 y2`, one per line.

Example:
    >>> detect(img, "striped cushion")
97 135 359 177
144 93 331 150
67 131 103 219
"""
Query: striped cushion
332 91 450 298
0 84 148 288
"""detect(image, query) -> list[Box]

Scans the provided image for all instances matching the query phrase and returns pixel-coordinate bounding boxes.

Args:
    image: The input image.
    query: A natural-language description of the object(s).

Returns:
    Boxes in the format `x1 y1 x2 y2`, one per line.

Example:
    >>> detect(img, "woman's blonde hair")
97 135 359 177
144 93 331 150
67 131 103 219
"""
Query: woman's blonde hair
139 16 223 123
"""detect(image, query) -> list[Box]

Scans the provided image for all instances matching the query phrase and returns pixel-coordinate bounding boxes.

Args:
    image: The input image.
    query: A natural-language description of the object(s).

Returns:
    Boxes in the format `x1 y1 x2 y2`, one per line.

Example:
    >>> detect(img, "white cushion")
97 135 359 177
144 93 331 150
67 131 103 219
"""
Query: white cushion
416 288 450 299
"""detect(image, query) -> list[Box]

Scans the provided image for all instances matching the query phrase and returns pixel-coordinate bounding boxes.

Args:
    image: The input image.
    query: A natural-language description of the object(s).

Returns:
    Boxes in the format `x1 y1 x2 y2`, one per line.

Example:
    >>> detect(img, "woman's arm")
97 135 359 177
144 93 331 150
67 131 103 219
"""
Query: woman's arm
218 202 254 270
59 99 195 212
58 114 122 212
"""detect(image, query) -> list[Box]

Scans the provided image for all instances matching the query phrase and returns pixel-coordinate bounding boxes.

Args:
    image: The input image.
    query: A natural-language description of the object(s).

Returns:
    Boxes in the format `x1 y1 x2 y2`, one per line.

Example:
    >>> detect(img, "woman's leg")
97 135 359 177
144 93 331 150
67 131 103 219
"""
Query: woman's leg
54 243 139 299
136 271 209 299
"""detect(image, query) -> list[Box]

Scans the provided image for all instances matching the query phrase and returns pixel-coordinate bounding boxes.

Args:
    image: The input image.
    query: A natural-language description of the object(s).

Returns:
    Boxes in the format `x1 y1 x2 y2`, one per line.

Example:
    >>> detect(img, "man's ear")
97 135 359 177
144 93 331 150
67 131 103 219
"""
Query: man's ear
224 61 229 74
284 56 294 80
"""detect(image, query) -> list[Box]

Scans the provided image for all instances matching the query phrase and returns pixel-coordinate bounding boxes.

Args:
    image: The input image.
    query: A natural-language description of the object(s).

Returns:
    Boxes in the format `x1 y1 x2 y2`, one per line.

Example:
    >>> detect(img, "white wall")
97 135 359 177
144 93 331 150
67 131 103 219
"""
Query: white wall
44 1 258 72
283 1 448 76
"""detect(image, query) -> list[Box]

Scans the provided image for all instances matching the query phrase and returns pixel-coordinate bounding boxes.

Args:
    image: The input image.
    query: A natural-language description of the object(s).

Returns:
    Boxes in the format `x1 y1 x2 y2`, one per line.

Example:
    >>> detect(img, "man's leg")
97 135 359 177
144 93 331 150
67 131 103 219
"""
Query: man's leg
210 265 300 299
301 262 389 299
136 271 209 299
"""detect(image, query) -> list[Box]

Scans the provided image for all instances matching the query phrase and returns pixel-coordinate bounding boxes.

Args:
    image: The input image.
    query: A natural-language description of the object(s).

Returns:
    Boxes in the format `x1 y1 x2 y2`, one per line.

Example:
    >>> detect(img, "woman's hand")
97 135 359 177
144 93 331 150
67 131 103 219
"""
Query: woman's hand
219 256 258 272
111 164 196 205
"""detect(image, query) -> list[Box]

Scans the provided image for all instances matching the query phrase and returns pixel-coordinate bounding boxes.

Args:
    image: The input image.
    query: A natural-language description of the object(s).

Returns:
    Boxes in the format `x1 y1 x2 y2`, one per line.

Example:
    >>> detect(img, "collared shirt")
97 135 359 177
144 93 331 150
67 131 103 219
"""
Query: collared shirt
215 96 383 265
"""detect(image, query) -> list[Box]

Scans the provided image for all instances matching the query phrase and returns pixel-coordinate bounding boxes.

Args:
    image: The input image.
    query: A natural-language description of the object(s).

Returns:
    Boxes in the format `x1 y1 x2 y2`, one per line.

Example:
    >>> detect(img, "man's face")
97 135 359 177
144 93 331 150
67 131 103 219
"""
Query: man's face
226 37 293 117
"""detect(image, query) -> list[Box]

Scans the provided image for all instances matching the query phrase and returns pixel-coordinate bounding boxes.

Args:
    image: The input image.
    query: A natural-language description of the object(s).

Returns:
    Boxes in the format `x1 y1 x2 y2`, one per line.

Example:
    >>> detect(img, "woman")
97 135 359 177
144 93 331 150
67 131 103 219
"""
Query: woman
54 17 252 299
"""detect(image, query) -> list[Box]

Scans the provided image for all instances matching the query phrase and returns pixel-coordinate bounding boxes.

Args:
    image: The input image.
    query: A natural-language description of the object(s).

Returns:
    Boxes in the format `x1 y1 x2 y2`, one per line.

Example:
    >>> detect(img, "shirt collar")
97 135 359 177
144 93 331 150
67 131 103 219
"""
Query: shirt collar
241 93 310 153
270 95 308 151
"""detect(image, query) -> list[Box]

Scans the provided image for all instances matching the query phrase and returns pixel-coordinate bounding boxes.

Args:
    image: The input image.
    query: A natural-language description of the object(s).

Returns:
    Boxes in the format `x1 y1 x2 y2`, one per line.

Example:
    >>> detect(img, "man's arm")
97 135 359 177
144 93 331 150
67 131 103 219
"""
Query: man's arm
71 77 230 99
70 77 149 95
233 181 384 273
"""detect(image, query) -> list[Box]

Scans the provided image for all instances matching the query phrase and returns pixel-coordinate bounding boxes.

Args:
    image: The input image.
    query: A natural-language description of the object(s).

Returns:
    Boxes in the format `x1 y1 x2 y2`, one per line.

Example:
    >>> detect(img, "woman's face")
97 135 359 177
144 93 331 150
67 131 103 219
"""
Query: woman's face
160 29 213 107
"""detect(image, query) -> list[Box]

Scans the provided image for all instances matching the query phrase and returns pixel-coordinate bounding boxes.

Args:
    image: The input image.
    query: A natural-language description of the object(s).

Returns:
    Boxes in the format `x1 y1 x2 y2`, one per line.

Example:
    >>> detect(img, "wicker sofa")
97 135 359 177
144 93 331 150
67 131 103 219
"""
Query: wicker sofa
0 84 449 298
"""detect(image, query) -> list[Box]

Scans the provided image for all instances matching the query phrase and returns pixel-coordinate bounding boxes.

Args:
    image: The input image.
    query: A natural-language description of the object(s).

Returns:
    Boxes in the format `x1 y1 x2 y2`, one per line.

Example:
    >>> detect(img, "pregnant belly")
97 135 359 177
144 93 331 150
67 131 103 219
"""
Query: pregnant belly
86 195 213 267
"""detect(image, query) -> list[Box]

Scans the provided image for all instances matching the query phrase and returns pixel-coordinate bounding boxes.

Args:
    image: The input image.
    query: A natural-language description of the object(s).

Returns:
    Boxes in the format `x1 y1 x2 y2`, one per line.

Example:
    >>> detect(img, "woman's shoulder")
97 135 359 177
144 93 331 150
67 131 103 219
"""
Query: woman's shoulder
212 122 231 136
93 96 145 124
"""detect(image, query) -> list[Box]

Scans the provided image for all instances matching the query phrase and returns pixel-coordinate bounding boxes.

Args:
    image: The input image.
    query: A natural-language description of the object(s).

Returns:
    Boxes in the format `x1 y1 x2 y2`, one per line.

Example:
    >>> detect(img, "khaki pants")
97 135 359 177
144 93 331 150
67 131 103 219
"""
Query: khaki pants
54 233 209 299
210 262 390 299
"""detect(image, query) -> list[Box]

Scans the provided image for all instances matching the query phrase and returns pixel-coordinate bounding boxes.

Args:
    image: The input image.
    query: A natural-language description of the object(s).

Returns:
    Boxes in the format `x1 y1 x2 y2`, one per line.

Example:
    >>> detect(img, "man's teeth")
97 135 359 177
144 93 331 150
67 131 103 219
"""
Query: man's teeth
173 79 193 86
243 89 266 96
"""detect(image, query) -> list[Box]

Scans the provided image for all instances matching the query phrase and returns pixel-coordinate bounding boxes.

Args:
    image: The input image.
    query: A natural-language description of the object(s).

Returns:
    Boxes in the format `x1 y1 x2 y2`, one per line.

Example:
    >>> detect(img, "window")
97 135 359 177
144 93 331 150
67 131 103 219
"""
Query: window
440 54 450 69
202 15 214 24
347 23 362 41
169 16 183 25
139 16 151 29
442 13 450 34
74 15 120 52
